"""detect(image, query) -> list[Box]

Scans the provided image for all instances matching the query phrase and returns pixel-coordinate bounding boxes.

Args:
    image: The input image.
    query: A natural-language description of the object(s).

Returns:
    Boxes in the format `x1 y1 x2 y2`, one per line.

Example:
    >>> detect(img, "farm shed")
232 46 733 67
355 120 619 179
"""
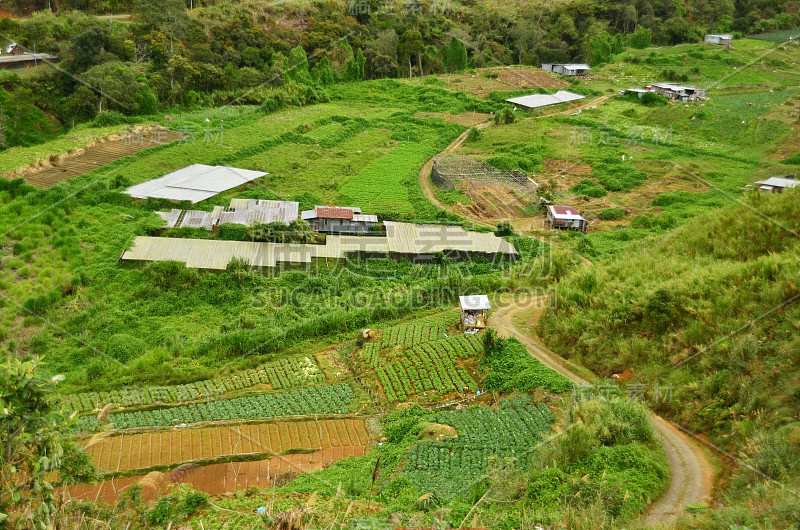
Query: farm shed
546 205 588 232
157 199 299 230
121 222 517 270
704 34 733 45
542 63 591 76
125 164 268 203
384 221 518 260
755 177 799 193
0 52 57 69
622 88 649 98
649 83 706 102
505 90 586 110
5 43 23 55
460 295 491 334
301 206 378 234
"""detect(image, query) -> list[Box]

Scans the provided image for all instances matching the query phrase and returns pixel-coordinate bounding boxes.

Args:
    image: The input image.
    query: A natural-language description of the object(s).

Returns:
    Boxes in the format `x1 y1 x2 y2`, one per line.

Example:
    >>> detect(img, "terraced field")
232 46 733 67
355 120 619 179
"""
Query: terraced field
85 419 369 473
70 446 369 503
18 130 182 187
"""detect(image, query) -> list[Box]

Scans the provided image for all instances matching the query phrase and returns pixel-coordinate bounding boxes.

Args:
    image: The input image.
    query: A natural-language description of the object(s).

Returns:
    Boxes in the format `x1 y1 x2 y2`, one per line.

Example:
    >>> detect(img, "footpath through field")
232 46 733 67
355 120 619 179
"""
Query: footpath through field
491 296 714 526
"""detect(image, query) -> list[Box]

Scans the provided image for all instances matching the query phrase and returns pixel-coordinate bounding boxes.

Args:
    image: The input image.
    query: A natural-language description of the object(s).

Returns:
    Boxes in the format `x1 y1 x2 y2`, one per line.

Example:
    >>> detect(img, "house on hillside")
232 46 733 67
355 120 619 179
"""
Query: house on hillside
301 206 378 234
704 34 733 46
546 205 588 232
755 177 799 193
460 295 491 334
0 42 57 70
5 43 23 56
542 63 591 76
649 83 706 102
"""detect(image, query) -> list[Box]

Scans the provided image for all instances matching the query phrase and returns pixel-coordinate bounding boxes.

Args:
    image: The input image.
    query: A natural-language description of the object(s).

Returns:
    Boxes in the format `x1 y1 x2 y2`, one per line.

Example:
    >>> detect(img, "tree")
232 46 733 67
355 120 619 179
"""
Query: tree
442 36 467 73
81 61 146 113
0 357 95 529
399 30 424 77
132 0 188 55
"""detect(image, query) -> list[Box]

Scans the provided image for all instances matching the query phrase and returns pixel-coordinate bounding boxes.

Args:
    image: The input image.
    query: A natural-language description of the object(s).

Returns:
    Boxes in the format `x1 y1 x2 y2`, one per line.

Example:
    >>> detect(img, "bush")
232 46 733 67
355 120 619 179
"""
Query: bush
494 107 516 125
571 179 608 198
640 91 668 107
92 111 129 127
466 127 481 142
783 153 800 165
217 223 249 241
106 333 147 363
599 207 625 221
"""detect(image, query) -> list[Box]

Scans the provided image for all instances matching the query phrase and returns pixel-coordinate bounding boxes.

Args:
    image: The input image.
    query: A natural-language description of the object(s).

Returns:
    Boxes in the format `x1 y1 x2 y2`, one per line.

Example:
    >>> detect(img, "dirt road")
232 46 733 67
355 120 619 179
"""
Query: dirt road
491 296 714 527
418 95 611 228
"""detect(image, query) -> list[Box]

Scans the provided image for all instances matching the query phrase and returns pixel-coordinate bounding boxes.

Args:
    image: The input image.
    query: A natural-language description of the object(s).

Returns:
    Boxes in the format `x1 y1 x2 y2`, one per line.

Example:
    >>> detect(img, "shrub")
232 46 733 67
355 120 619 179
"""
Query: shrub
640 91 668 107
217 223 249 241
92 111 129 127
783 153 800 165
571 179 608 198
106 333 147 363
466 127 481 142
599 207 625 221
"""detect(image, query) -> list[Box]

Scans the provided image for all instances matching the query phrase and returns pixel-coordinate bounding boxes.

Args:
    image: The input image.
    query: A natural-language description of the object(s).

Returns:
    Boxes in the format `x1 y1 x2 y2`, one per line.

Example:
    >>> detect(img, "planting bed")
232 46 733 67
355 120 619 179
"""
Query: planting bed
85 418 369 473
380 311 459 348
376 336 482 401
70 445 368 503
63 356 326 415
404 396 555 496
75 383 355 432
18 130 182 188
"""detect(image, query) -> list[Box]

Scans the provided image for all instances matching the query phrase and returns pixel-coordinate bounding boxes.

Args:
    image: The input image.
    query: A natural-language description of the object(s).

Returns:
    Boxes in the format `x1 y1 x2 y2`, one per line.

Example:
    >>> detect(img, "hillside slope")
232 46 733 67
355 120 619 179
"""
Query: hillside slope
538 189 800 527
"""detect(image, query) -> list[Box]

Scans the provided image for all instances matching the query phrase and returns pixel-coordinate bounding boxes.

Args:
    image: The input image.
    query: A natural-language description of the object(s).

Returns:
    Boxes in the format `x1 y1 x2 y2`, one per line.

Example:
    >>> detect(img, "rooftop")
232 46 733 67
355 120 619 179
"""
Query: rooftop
506 90 585 109
124 164 268 203
756 177 799 188
460 295 491 311
548 205 585 220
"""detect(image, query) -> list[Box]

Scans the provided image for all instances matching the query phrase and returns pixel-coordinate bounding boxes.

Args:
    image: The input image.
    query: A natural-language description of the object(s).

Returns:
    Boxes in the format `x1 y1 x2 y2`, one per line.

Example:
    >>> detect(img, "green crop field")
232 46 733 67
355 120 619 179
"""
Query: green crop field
2 1 799 524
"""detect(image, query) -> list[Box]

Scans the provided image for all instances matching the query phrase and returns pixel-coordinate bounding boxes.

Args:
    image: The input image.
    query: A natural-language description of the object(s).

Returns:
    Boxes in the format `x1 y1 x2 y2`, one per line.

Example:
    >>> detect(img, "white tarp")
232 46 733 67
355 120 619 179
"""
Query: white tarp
125 164 268 203
506 90 586 109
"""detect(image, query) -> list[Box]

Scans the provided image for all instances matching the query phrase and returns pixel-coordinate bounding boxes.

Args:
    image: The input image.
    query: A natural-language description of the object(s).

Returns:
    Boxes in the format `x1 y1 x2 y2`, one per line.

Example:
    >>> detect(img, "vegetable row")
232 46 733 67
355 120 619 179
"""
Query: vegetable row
74 383 354 432
62 356 326 414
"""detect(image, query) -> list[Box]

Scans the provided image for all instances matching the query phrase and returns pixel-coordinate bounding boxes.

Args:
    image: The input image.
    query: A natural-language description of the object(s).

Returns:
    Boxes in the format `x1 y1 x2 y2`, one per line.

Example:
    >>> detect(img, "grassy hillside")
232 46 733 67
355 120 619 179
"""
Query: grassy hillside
538 189 800 527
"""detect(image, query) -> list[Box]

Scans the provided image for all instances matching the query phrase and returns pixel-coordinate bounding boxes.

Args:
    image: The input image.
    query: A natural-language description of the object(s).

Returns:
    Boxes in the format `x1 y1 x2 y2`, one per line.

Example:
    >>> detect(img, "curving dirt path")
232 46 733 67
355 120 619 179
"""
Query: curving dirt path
491 297 714 527
418 95 612 229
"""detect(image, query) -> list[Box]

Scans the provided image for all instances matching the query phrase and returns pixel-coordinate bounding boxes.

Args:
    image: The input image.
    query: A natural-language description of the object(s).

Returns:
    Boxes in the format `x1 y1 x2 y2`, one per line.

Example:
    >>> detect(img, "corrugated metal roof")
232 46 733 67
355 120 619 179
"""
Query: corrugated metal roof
218 199 299 226
506 90 585 109
315 206 354 219
756 177 799 188
460 295 491 310
156 209 182 228
560 63 591 70
548 205 584 219
122 222 517 269
352 214 378 223
384 221 518 255
125 164 268 203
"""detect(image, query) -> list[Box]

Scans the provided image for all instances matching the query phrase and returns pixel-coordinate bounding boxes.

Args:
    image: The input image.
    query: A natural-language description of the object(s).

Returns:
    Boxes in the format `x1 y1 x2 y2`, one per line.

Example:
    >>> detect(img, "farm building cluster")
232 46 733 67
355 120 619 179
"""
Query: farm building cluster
120 164 518 269
623 83 706 102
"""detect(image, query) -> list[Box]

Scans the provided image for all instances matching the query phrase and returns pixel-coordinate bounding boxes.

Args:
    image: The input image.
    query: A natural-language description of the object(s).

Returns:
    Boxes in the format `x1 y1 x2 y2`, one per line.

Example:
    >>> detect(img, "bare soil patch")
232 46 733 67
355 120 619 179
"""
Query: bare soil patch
85 419 369 473
11 127 180 188
449 182 536 222
68 446 368 503
439 67 567 97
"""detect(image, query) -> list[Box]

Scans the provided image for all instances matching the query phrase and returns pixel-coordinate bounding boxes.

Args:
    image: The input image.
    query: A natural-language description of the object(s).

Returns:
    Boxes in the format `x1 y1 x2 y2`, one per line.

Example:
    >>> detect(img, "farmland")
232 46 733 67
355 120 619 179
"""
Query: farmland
77 383 356 432
2 1 799 523
84 418 369 473
62 355 326 414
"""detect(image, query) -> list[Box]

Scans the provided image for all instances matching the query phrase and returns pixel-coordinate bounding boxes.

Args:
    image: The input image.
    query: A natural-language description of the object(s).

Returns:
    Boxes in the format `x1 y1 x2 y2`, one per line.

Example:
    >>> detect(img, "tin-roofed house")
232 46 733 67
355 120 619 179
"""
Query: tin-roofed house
546 205 588 232
301 206 378 234
755 177 799 193
649 83 706 102
460 295 491 334
704 34 733 46
542 63 591 76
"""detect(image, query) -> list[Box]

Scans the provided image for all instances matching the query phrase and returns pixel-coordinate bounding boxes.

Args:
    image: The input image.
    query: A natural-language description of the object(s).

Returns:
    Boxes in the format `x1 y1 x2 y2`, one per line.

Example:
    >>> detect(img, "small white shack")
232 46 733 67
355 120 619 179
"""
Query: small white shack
460 295 491 334
704 34 733 46
755 177 799 193
542 63 591 76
